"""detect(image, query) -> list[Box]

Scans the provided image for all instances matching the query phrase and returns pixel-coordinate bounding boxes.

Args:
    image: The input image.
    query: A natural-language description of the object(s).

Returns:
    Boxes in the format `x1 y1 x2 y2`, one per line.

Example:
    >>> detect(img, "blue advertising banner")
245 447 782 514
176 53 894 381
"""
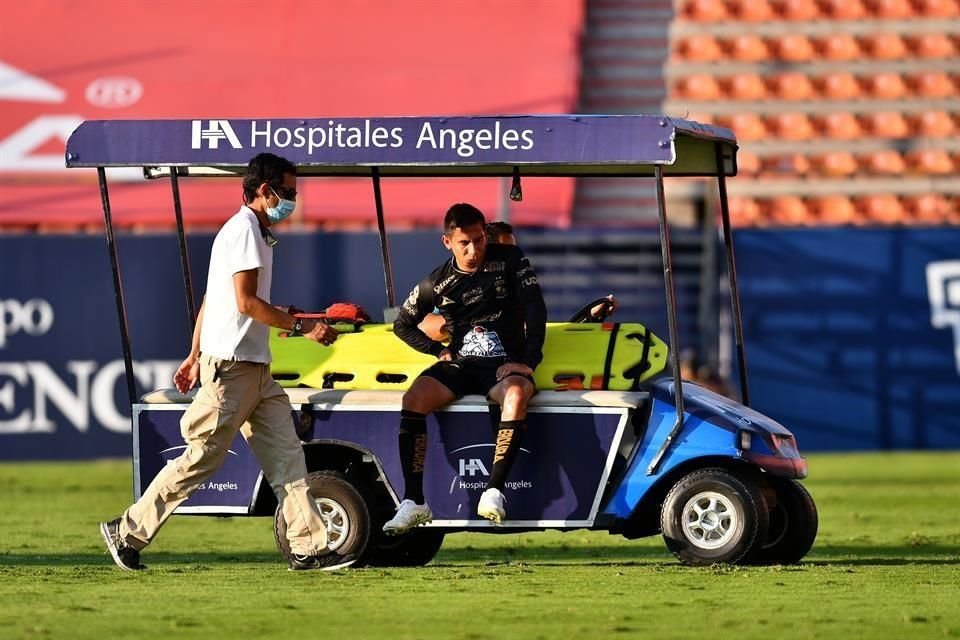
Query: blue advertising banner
735 228 960 450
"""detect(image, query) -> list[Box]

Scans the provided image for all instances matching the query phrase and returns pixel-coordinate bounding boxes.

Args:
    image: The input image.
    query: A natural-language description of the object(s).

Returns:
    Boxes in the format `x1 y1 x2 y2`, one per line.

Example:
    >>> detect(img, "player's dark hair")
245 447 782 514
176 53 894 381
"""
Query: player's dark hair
444 203 486 235
485 221 514 243
242 153 297 203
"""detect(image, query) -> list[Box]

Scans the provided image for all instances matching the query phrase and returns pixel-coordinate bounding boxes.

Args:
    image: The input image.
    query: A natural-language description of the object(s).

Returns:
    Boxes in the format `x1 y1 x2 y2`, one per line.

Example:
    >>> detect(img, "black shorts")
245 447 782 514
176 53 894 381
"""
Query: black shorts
419 359 534 399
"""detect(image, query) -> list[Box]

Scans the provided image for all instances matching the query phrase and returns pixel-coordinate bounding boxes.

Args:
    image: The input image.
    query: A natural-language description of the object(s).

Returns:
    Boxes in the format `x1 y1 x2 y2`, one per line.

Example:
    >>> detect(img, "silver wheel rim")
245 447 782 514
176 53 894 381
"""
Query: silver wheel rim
682 491 739 550
315 497 350 552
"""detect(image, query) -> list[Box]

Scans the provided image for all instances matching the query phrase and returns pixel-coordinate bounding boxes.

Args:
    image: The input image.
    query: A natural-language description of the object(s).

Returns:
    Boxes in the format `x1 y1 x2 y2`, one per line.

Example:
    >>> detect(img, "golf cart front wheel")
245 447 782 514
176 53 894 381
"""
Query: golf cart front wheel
660 468 769 566
273 471 371 568
752 477 818 565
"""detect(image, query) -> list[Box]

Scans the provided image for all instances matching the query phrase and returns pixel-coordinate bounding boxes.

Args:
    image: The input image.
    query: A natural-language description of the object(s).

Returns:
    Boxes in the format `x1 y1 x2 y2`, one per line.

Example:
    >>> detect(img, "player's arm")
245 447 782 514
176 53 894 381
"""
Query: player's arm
514 251 547 370
234 269 337 345
394 277 447 357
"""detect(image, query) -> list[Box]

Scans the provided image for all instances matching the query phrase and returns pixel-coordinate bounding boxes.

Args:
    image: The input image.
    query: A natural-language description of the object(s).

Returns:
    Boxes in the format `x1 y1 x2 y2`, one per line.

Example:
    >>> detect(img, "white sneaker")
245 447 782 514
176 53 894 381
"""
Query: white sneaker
477 488 506 524
382 499 433 535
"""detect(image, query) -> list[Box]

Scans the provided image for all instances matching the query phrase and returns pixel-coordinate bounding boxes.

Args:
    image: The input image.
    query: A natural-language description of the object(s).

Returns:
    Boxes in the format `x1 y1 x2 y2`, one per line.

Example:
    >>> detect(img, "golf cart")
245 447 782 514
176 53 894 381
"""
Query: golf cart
66 115 817 568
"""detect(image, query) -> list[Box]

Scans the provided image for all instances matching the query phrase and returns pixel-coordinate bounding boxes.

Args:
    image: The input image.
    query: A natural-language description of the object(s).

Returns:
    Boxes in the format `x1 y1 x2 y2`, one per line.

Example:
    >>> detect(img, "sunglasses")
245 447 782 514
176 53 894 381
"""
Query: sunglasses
270 184 298 200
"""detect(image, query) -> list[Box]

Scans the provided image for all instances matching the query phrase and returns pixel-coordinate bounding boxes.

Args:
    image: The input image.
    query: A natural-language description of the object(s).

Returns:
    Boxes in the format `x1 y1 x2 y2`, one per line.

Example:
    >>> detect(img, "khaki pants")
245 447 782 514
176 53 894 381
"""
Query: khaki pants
120 354 328 556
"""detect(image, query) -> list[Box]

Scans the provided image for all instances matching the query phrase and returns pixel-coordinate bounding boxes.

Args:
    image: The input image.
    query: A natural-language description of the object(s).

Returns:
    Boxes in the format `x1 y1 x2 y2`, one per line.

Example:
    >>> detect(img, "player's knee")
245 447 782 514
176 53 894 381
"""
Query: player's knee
501 383 530 412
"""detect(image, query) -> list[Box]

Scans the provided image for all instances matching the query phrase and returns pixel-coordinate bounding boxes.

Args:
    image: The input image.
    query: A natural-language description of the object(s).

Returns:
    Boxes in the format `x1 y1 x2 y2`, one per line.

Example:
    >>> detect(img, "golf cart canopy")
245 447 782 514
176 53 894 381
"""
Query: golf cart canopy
65 115 737 178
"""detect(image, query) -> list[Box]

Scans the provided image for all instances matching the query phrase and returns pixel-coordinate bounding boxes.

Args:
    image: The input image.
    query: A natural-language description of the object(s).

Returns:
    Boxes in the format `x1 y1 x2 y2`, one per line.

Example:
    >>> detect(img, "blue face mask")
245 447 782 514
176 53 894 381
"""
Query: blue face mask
266 187 296 224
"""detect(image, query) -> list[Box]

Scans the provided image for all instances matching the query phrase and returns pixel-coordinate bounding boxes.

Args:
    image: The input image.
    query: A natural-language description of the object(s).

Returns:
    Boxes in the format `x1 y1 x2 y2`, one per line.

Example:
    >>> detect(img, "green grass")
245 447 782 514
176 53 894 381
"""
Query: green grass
1 453 958 639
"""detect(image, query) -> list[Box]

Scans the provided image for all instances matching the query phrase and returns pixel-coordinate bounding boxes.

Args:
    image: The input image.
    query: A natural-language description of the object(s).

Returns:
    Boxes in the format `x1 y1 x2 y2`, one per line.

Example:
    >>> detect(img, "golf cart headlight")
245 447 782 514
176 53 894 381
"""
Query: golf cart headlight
738 430 752 450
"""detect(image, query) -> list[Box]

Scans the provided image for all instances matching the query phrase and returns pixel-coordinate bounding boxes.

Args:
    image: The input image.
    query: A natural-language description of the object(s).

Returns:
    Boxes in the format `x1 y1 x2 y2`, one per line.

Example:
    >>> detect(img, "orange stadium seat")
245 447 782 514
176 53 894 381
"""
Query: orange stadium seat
733 0 777 21
767 196 812 226
904 194 951 225
911 110 955 137
908 71 956 98
769 72 817 100
859 149 907 174
815 112 864 139
907 33 956 58
860 111 910 138
817 72 863 100
906 148 954 174
819 0 868 18
856 195 906 225
761 153 812 176
725 34 772 61
866 73 909 99
860 33 908 60
684 0 730 21
813 152 859 176
774 34 816 62
737 151 762 175
724 73 769 100
717 113 770 140
912 0 960 17
769 112 815 140
773 0 822 19
728 196 763 226
812 196 861 225
865 0 917 17
676 74 723 100
816 33 863 61
676 34 724 62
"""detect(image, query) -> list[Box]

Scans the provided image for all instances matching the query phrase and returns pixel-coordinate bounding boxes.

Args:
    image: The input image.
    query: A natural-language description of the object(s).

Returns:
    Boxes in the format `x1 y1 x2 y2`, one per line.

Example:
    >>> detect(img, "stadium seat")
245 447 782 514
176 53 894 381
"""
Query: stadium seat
906 148 954 174
737 151 762 175
855 194 906 225
767 196 811 226
769 112 815 140
907 33 956 58
865 0 916 17
726 34 772 61
817 72 863 100
819 0 868 18
860 33 908 60
774 0 822 20
859 149 907 174
684 0 730 21
908 71 955 98
768 72 816 100
774 34 816 62
815 112 863 139
904 194 951 225
813 151 859 176
676 34 724 62
724 73 768 100
676 74 723 100
817 33 863 61
728 196 762 226
733 0 776 20
912 0 960 17
866 73 909 99
911 110 955 137
717 113 769 140
861 111 910 138
761 153 811 176
811 195 860 225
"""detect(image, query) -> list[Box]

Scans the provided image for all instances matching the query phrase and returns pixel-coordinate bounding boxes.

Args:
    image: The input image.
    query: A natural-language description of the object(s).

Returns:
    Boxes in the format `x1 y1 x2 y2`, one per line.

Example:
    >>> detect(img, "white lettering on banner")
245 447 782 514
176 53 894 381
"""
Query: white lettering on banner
926 260 960 375
191 120 241 150
0 115 83 172
0 298 54 348
458 458 489 477
0 360 179 434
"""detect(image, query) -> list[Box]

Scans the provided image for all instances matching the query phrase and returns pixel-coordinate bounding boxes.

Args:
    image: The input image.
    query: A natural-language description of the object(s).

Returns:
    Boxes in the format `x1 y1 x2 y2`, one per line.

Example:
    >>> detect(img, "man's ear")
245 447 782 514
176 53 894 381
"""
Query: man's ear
441 233 452 250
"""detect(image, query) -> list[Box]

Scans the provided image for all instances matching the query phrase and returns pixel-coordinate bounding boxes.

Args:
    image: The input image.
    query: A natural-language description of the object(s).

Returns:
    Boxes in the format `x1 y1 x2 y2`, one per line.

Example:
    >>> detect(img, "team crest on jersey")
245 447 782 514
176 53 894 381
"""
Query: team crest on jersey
459 326 506 358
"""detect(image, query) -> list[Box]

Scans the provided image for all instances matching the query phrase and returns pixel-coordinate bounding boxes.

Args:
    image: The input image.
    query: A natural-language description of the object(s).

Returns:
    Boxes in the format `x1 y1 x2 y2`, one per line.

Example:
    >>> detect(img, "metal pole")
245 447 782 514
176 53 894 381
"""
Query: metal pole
169 170 197 333
371 167 396 308
97 167 137 409
714 143 750 406
647 165 684 475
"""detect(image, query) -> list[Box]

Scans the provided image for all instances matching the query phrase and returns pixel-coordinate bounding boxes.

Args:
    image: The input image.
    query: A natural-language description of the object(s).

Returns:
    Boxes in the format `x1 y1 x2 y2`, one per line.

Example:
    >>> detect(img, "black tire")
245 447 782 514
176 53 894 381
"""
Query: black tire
660 467 769 566
273 471 371 569
365 528 446 567
752 477 818 565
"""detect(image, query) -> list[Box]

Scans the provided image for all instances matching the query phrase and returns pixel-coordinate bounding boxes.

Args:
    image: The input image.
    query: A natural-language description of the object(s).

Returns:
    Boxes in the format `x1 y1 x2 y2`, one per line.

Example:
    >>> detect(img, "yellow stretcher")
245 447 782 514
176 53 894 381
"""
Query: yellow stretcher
269 322 668 391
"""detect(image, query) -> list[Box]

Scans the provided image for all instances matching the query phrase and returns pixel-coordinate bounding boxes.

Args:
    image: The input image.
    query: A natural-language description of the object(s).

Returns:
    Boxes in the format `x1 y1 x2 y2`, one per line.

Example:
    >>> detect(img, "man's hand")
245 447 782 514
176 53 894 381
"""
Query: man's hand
302 319 338 346
174 355 200 394
496 362 533 380
590 294 618 321
438 348 453 361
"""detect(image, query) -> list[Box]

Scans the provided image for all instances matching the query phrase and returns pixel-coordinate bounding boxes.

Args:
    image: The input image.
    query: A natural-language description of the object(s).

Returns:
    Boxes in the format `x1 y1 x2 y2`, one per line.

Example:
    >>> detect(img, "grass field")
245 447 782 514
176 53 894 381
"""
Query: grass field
1 452 958 640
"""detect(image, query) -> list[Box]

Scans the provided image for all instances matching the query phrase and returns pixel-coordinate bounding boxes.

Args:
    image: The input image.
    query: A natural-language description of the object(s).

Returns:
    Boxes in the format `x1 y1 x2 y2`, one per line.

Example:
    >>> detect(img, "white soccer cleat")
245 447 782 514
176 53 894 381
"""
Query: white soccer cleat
382 499 433 535
477 488 506 524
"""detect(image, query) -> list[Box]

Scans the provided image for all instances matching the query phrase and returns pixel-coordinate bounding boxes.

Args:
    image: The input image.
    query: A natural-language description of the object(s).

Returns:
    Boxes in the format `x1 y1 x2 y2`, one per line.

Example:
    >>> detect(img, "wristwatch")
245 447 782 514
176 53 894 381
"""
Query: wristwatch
292 317 304 335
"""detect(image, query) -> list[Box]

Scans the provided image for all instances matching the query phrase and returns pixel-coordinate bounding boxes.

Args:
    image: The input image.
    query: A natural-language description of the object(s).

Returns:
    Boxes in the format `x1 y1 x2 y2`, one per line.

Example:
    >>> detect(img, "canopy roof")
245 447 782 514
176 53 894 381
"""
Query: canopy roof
65 115 738 178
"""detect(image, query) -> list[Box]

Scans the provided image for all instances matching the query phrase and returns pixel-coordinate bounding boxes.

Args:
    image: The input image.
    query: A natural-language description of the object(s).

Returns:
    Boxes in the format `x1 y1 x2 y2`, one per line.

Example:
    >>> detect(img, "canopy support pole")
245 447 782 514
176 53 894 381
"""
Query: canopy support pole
97 167 137 410
169 169 197 333
371 167 396 308
647 164 685 476
715 143 750 406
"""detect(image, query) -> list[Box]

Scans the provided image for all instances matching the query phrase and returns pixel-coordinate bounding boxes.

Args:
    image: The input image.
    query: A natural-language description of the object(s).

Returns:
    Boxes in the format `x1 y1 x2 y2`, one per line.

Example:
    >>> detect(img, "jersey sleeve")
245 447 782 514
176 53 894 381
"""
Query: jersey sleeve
394 274 447 357
512 248 547 369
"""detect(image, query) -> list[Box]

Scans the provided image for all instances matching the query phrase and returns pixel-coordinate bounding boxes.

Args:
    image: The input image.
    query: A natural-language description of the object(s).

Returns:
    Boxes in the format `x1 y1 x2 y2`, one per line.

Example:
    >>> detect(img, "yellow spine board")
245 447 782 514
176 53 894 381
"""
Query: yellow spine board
269 323 667 391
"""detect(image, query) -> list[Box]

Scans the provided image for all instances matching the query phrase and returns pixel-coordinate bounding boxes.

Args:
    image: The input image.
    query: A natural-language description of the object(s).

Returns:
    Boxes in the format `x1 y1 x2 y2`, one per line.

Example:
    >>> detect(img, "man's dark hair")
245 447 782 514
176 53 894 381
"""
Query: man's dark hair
242 153 297 203
443 203 486 235
485 220 514 244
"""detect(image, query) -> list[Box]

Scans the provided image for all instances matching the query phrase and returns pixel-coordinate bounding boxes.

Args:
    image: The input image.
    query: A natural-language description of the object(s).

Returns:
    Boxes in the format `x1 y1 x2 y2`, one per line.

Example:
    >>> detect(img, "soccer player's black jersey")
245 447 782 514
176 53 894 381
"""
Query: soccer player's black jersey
394 243 547 369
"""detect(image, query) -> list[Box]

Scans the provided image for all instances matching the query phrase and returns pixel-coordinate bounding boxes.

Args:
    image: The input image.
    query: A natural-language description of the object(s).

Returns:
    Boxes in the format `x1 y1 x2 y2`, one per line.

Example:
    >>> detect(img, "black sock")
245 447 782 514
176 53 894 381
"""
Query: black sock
398 410 427 504
487 420 526 491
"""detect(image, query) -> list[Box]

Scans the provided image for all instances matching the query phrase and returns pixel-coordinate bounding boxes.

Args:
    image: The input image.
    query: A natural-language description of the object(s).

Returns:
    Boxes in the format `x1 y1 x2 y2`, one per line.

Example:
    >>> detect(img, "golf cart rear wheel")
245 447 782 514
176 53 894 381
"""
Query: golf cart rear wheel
273 471 371 568
753 477 818 565
660 468 769 566
366 528 446 567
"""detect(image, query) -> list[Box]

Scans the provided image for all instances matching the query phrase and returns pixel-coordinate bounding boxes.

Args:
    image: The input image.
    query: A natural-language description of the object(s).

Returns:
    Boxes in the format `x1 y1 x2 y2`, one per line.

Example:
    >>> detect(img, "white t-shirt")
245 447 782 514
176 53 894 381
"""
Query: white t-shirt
199 206 274 363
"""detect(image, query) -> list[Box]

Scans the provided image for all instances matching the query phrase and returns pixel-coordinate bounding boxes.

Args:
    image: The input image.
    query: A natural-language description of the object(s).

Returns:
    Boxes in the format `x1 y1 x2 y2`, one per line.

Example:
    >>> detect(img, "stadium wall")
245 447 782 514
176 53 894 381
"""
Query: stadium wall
1 229 958 460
